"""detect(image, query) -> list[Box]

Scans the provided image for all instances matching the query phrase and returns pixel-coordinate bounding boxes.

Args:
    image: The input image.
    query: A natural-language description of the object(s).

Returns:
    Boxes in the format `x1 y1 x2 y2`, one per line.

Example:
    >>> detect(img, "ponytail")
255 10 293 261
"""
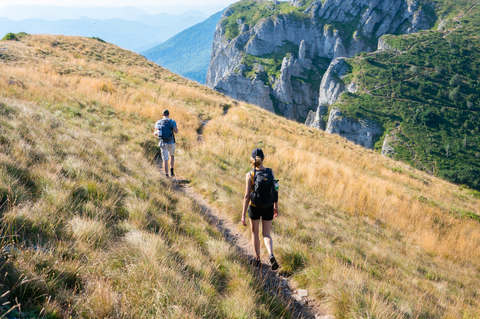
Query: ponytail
250 156 264 168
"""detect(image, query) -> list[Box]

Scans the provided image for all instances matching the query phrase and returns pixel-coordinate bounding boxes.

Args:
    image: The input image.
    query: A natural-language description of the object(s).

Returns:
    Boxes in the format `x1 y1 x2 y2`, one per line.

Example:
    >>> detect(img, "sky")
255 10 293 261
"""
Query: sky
0 0 235 7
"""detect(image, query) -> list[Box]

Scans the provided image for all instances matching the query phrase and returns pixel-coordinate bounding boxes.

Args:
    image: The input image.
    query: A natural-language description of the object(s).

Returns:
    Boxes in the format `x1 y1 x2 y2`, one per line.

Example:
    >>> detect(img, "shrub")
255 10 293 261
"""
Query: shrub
2 33 17 41
419 109 436 125
449 87 460 101
90 37 106 43
450 74 462 86
435 65 443 75
1 32 27 41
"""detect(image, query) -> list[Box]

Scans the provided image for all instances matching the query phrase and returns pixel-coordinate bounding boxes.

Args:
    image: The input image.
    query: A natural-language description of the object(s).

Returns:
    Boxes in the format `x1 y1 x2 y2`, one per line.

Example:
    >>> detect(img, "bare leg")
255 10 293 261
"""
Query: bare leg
250 219 261 260
262 219 274 256
170 155 175 170
163 160 169 175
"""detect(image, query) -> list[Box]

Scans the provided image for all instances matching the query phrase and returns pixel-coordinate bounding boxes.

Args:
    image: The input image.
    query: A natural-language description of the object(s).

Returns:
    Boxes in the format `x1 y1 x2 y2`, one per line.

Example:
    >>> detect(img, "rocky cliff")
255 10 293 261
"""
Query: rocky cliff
207 0 435 148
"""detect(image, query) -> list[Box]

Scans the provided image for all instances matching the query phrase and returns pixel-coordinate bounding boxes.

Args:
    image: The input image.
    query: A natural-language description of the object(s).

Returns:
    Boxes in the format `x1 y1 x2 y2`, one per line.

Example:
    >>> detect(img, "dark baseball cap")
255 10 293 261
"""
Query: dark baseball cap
251 148 264 158
163 109 169 116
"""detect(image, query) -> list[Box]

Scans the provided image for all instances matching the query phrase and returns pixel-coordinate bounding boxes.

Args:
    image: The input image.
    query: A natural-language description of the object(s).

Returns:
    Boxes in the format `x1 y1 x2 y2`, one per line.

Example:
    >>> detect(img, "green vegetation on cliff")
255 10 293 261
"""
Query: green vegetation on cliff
336 3 480 189
222 0 315 40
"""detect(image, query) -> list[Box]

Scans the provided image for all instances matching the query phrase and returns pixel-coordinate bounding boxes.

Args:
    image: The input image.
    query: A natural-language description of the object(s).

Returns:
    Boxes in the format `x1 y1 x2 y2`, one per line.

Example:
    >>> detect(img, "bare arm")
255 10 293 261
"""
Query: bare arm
173 127 178 134
242 172 252 226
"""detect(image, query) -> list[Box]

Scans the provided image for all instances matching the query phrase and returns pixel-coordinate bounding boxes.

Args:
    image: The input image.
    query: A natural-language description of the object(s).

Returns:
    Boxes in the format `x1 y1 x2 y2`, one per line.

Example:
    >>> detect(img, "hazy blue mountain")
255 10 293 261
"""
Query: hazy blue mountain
0 9 212 53
135 42 163 53
134 5 227 16
0 5 148 21
0 17 163 52
135 11 208 27
142 11 224 84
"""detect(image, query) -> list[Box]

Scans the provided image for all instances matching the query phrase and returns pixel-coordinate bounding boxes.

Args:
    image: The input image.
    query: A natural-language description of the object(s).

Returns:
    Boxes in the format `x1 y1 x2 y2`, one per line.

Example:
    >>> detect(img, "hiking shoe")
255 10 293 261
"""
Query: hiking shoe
170 169 175 177
270 255 279 271
250 258 261 268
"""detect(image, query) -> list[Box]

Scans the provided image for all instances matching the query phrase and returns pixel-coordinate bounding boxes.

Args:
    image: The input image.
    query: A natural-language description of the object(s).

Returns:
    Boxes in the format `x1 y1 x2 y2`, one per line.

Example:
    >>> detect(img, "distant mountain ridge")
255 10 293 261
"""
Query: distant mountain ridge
142 11 224 84
135 11 208 27
0 11 209 53
0 4 226 21
0 5 148 21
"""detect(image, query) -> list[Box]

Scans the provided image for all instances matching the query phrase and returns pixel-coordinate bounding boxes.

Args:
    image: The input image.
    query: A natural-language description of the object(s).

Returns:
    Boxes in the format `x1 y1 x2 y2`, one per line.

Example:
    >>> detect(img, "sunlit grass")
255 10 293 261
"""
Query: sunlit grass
1 34 479 318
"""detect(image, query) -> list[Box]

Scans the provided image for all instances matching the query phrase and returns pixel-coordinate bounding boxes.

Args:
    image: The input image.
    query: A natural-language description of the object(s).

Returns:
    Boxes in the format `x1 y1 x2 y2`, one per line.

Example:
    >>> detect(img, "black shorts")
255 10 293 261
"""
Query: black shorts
248 205 274 221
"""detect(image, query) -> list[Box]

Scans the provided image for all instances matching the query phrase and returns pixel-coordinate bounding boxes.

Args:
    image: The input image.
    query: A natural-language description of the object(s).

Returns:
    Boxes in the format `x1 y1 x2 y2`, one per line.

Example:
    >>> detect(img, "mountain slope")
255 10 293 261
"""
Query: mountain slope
1 34 480 318
207 0 435 120
206 0 480 191
142 11 224 84
0 35 287 319
312 1 480 190
134 10 208 26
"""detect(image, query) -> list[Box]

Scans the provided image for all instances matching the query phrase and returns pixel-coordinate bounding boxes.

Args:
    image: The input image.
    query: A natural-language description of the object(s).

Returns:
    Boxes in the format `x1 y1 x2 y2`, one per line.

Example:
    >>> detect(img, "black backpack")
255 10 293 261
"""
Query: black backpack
158 119 174 143
250 168 278 208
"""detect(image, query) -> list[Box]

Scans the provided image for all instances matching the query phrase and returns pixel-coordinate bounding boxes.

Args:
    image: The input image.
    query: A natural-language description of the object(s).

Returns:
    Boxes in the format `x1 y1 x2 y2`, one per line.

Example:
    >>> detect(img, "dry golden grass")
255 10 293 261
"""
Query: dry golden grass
0 95 287 318
1 34 480 318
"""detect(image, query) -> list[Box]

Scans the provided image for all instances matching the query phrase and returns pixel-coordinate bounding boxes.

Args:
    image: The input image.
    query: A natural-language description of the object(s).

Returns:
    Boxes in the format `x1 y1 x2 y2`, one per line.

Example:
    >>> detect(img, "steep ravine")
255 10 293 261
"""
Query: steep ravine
207 0 435 145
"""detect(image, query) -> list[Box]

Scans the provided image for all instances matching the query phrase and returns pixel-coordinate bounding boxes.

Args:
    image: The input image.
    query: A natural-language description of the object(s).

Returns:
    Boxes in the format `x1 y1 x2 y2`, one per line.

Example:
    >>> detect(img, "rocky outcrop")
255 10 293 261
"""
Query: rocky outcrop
318 58 349 106
326 107 382 149
215 73 275 112
305 57 355 129
207 0 435 121
378 36 399 51
272 52 320 119
381 134 397 156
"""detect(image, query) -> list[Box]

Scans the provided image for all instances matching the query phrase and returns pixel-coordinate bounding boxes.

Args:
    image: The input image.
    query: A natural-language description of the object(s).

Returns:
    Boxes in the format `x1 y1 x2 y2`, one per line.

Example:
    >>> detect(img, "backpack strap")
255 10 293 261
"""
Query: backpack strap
251 169 255 189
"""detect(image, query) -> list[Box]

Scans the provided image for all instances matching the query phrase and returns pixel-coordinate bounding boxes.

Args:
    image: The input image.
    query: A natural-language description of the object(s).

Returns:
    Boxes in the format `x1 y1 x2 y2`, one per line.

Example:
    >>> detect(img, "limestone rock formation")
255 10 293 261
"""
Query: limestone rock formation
381 134 397 156
215 73 275 112
207 0 436 150
378 36 398 51
326 107 382 149
207 0 434 120
305 57 356 129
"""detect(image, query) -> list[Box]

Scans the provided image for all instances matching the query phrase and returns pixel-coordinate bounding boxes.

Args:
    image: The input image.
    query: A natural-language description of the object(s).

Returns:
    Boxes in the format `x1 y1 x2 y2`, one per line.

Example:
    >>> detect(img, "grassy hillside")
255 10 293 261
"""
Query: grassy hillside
1 34 480 318
142 11 223 84
0 35 287 318
335 2 480 190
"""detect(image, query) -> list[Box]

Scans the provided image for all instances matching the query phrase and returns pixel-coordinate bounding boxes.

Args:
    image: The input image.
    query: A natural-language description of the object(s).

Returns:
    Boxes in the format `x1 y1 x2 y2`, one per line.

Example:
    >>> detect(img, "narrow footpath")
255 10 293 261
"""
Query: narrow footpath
155 157 330 319
178 183 329 319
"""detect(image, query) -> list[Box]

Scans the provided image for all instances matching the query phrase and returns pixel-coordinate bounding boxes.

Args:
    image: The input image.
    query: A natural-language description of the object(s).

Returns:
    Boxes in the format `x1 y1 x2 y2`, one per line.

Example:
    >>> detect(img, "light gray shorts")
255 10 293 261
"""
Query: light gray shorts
160 144 175 161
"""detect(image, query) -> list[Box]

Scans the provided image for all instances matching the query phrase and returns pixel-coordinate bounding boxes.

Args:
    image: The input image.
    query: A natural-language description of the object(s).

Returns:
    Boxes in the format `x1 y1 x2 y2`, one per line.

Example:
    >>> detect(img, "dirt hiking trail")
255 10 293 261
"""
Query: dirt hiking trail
155 156 329 319
179 183 328 319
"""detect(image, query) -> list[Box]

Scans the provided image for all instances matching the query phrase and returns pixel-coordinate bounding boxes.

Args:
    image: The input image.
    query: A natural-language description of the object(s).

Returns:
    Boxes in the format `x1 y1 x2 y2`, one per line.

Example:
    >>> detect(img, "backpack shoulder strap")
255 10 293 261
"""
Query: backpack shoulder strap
250 169 256 188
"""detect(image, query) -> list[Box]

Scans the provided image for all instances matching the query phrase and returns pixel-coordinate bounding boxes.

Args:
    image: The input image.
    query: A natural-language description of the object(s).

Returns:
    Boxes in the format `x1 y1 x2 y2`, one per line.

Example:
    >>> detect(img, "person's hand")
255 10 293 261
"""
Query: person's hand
241 218 247 227
274 208 278 218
